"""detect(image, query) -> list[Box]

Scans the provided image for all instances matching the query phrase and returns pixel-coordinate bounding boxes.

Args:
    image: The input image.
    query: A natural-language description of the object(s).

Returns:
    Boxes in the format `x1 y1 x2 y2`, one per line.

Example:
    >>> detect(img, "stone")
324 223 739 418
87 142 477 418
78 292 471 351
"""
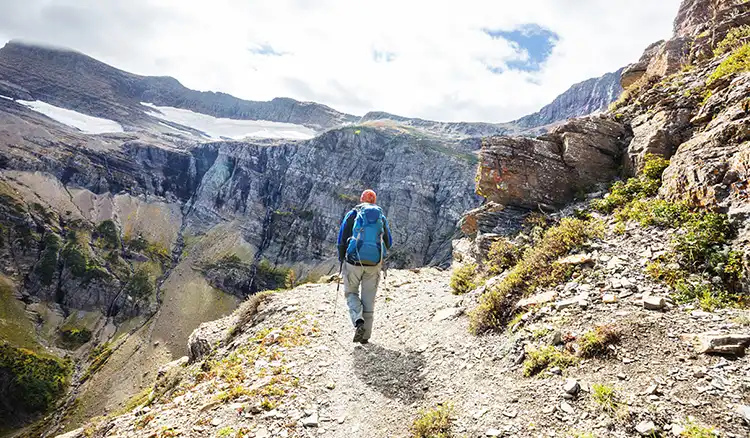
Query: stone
738 405 750 425
485 429 502 437
635 421 659 436
603 294 618 304
681 333 750 355
563 378 580 395
433 307 465 322
558 253 594 265
555 299 578 311
211 418 222 427
559 401 575 415
255 427 270 438
303 412 319 427
517 290 558 309
617 373 627 380
645 384 660 395
670 424 685 436
549 367 562 375
502 409 518 418
643 295 666 310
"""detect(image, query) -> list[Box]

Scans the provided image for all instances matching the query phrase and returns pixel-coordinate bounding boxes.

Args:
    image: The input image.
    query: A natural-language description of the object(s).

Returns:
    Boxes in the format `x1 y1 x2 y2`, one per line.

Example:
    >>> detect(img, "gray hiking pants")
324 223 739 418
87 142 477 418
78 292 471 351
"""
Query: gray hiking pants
344 262 381 341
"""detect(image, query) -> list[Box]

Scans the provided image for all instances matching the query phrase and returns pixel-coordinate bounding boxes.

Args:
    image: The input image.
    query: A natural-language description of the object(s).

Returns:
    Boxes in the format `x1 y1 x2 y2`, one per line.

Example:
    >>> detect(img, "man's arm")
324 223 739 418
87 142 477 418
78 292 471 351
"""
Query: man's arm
382 216 393 250
337 210 356 262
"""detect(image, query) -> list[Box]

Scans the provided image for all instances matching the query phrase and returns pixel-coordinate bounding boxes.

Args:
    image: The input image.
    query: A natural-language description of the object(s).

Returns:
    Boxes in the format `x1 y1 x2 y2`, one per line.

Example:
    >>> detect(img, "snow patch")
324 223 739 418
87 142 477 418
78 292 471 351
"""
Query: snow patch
141 102 315 140
0 95 12 101
18 100 124 134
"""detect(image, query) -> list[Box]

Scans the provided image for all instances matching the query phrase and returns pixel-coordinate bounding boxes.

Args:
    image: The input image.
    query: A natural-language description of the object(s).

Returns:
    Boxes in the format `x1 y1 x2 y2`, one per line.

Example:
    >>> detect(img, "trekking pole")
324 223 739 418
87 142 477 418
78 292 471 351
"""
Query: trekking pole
332 261 343 331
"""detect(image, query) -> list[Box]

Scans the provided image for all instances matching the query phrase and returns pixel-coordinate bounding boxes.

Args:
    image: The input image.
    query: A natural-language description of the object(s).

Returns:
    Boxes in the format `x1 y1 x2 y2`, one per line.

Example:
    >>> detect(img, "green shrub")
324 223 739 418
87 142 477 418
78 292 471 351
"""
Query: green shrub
714 25 750 56
124 235 170 262
36 233 61 286
95 220 121 249
256 259 291 290
591 154 668 214
523 345 577 377
126 268 155 299
61 243 88 277
487 239 520 275
450 263 477 295
0 343 70 413
615 199 690 228
470 218 603 333
410 404 453 438
708 43 750 85
59 326 92 349
673 212 731 269
578 325 621 358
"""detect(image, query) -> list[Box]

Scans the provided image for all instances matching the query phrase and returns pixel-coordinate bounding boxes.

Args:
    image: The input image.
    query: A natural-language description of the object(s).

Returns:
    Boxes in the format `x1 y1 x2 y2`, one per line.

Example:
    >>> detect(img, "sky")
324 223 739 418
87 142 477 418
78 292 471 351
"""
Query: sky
0 0 682 123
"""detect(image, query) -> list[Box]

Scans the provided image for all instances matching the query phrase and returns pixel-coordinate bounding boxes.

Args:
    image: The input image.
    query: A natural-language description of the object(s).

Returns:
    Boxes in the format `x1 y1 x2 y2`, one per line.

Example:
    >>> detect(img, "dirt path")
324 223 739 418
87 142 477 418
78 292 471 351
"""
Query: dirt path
65 249 750 438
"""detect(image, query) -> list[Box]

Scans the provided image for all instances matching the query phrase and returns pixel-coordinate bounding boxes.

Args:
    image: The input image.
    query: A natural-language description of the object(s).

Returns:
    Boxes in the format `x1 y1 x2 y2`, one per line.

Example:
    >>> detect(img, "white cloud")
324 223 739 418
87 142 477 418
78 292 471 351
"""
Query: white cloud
0 0 682 122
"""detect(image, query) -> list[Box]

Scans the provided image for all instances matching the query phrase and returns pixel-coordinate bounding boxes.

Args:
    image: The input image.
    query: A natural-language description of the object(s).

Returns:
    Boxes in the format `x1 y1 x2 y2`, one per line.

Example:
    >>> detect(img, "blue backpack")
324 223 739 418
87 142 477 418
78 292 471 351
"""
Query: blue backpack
346 204 386 266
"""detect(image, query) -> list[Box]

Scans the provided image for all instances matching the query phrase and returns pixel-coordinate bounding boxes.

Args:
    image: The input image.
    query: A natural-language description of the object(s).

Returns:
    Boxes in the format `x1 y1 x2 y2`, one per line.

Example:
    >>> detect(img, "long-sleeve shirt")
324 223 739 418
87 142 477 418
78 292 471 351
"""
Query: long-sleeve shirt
337 203 393 263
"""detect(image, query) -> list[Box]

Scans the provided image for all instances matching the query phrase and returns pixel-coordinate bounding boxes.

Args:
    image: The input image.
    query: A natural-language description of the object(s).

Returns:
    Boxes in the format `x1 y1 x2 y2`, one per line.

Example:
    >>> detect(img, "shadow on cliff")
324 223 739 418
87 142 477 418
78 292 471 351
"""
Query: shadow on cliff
352 343 426 404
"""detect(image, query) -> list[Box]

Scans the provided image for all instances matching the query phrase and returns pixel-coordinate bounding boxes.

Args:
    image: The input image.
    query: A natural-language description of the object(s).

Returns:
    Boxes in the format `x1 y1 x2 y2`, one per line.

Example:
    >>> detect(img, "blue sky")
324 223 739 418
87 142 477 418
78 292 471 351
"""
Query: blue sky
484 25 560 72
0 0 683 123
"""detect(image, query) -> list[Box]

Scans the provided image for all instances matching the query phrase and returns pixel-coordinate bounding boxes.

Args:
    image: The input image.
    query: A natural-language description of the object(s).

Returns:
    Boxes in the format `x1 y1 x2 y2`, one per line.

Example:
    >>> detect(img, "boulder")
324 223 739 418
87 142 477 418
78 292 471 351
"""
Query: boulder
477 117 629 209
681 332 750 355
643 295 666 310
621 41 664 88
188 319 229 363
625 109 693 174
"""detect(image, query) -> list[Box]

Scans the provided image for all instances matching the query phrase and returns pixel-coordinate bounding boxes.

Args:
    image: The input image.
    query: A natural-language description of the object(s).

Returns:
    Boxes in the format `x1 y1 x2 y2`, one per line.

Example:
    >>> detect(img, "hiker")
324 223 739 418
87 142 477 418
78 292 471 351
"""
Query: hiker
336 189 393 344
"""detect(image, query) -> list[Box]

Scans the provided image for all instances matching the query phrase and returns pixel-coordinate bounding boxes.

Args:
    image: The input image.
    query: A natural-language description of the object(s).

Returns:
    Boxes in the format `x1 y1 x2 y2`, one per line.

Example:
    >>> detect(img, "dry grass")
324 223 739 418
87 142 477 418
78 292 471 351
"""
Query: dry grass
227 291 273 339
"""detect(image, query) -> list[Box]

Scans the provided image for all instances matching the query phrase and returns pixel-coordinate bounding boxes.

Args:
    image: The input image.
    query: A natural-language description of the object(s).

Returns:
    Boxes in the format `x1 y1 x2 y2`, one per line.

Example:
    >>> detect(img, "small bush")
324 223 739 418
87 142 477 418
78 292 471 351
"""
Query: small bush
59 326 92 349
591 154 668 215
450 263 477 295
470 218 603 333
578 326 621 358
615 199 690 228
95 220 120 249
708 43 750 85
714 25 750 56
523 346 577 377
410 404 453 438
487 239 521 275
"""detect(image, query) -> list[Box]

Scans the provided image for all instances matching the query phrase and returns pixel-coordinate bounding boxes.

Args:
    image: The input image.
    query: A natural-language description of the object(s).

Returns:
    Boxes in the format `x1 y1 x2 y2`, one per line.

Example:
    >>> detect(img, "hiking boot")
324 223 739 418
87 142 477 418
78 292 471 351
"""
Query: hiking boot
353 319 366 343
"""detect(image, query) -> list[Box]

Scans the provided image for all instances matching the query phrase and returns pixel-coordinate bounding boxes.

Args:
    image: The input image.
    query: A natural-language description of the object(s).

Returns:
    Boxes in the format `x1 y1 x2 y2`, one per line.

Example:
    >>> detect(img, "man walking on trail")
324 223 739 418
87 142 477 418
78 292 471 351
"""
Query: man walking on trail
337 189 393 344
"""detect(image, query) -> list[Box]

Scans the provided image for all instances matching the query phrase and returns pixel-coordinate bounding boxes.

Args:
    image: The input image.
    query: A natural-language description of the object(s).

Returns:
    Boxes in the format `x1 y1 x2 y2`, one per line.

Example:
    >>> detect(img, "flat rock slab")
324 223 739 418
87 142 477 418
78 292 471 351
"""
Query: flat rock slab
432 307 465 322
681 332 750 355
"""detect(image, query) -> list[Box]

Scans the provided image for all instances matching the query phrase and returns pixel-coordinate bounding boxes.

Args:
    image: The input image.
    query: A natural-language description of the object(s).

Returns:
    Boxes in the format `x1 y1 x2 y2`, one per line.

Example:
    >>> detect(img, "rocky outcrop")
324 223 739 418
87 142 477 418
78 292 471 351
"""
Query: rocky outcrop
622 0 750 89
513 69 624 130
476 117 630 209
0 41 357 131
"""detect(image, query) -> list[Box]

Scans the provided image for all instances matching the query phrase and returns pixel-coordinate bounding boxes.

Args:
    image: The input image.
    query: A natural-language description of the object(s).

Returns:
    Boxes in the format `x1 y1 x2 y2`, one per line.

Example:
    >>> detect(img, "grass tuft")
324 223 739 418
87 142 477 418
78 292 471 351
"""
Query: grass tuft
450 263 477 295
578 326 620 358
523 346 577 377
708 43 750 85
410 404 453 438
486 239 521 275
591 384 628 420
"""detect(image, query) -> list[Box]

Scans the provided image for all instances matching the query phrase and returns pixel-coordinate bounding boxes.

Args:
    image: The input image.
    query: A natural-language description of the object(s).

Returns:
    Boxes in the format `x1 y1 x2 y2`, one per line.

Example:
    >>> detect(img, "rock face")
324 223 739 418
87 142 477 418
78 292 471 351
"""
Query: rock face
475 116 630 209
513 68 624 130
0 40 357 131
622 0 750 89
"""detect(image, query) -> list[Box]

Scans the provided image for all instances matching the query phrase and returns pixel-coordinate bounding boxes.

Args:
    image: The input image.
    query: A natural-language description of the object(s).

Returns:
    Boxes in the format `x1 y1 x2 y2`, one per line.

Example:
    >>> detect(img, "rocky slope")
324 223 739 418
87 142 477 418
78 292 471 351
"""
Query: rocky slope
513 68 624 132
50 220 750 438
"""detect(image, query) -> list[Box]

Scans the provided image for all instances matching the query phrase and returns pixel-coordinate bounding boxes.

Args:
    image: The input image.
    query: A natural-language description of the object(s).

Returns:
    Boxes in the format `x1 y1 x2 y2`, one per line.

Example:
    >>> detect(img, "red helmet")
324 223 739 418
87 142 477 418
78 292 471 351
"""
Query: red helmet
360 189 377 204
